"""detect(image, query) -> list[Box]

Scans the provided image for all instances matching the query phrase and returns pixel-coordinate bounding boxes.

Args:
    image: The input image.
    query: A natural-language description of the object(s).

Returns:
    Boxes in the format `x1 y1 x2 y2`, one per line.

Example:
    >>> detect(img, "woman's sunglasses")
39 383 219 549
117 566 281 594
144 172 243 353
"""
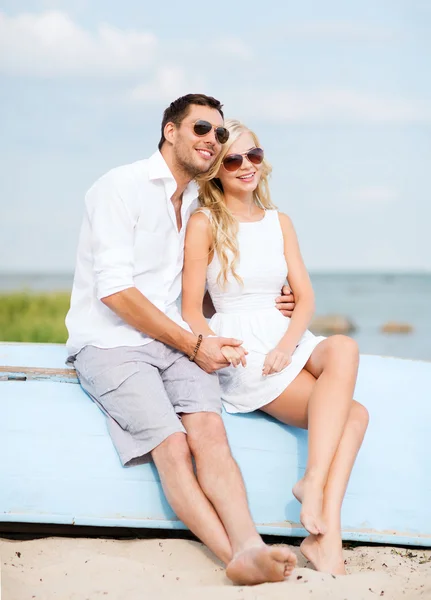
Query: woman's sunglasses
222 147 264 172
191 120 230 144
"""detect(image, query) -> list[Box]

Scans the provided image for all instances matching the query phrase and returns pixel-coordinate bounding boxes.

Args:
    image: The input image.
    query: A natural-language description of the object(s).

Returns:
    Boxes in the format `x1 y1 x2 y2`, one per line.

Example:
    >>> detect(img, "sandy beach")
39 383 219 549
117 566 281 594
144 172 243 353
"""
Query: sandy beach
2 536 430 600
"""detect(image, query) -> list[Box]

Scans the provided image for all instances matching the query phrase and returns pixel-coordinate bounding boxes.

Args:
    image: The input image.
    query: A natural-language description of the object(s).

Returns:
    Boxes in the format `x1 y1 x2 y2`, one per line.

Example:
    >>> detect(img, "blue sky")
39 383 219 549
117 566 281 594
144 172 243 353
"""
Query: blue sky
0 0 430 273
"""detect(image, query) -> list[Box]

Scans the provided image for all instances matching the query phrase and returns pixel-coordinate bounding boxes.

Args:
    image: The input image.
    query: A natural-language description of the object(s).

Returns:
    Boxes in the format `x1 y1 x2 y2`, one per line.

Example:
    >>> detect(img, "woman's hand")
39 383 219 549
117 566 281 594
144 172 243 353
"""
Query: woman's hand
221 345 247 368
262 348 292 376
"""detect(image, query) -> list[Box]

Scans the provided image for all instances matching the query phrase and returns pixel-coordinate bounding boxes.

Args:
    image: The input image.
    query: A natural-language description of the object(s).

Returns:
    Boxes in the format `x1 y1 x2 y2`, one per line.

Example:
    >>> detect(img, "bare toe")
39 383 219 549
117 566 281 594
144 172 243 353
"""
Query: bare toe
294 477 326 535
273 545 297 578
226 544 296 586
300 512 326 536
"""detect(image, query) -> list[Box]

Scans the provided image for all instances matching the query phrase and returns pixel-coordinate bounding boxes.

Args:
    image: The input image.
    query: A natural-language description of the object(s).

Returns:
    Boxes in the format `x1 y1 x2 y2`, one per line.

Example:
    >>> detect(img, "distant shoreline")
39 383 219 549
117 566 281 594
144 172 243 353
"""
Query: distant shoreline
1 274 430 360
1 270 431 278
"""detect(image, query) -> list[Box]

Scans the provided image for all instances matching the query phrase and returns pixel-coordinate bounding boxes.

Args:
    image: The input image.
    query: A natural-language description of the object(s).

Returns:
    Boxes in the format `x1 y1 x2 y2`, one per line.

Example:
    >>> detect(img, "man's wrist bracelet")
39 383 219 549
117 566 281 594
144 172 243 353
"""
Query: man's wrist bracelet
189 334 203 362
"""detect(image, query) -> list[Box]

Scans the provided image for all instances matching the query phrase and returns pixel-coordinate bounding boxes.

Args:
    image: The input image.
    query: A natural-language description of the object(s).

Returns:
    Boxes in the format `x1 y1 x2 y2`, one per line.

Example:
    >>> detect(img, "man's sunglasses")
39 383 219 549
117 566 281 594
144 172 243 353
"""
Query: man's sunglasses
222 147 264 172
189 120 230 144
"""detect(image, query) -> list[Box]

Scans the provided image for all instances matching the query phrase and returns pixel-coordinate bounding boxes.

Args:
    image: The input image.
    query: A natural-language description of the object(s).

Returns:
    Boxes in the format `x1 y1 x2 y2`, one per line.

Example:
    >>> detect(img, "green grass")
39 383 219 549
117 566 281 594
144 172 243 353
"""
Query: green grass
0 292 71 343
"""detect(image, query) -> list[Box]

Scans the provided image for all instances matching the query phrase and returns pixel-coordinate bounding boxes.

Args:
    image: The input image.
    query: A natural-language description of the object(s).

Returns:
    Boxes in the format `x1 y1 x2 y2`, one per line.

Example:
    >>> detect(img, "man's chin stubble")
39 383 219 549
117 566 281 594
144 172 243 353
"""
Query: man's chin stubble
180 157 213 179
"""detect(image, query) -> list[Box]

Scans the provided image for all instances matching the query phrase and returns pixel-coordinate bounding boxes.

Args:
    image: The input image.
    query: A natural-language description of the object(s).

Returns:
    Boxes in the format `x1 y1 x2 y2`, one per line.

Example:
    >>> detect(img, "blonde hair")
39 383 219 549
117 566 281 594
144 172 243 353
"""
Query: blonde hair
197 119 276 288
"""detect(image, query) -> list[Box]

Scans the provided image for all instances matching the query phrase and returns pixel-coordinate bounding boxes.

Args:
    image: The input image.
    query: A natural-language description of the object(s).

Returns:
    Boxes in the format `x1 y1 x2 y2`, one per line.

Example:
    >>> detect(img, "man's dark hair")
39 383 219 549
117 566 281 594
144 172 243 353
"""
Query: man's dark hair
158 93 224 150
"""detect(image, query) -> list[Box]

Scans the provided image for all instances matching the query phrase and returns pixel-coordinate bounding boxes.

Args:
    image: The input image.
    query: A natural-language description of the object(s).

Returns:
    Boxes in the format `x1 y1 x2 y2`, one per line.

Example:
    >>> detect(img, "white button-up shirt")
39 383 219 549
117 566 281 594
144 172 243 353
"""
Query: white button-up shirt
66 151 198 356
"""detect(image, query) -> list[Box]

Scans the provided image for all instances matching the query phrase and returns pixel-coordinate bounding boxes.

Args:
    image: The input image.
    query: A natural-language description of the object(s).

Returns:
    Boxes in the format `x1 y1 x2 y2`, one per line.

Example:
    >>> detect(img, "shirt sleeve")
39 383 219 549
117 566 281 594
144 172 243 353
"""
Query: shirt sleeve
86 175 137 301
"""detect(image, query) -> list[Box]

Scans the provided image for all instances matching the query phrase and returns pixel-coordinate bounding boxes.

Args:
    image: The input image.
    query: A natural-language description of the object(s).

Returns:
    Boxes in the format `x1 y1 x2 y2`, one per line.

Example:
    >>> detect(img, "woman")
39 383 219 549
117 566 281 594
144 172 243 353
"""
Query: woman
182 120 369 575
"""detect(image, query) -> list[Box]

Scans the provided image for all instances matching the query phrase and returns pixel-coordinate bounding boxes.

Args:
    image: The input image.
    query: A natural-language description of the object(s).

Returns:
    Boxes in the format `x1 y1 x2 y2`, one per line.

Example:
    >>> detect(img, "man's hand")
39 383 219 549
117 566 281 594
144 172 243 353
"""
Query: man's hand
275 284 295 317
221 345 247 368
262 348 292 376
194 336 247 373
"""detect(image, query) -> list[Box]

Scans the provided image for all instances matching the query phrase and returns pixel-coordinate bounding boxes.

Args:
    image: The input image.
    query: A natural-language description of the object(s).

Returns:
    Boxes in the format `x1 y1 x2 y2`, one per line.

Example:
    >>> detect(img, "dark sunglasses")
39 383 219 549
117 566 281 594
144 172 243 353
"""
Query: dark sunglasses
190 119 230 144
222 147 264 172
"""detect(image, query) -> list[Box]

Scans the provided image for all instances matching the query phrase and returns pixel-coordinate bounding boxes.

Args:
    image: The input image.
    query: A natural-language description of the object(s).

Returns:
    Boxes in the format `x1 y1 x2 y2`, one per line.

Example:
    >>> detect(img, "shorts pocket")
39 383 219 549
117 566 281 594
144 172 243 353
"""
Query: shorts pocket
89 362 141 431
90 362 140 397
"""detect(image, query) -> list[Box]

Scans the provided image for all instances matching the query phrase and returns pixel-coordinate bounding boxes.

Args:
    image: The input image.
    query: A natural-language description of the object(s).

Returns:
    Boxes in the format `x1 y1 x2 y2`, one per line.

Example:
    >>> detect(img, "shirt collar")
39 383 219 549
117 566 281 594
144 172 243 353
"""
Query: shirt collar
148 150 199 207
148 150 175 181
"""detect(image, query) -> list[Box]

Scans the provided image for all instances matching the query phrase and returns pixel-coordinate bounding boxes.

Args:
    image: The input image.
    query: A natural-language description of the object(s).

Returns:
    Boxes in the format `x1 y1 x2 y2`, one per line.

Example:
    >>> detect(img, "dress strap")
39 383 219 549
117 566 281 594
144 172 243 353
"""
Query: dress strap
195 207 213 223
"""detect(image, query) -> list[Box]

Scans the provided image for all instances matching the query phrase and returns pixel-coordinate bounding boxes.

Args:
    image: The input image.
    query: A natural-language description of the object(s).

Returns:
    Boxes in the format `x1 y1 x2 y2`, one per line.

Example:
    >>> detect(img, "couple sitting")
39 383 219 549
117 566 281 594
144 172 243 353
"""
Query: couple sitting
66 93 368 586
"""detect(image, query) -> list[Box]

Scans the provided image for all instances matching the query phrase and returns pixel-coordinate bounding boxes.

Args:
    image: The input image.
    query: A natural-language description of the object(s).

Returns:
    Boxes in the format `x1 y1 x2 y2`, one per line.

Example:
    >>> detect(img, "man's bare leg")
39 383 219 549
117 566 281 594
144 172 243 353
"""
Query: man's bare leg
151 432 232 565
181 412 297 585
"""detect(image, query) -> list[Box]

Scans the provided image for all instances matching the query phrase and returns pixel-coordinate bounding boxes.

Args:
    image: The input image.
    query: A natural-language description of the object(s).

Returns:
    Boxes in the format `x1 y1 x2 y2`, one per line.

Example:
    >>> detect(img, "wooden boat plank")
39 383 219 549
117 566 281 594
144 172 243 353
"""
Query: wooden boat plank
0 365 78 383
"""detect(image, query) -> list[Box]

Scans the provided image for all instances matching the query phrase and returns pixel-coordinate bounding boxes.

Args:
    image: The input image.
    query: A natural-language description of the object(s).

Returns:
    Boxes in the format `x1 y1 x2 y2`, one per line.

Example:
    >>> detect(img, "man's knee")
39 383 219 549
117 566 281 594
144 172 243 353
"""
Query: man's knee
183 412 231 458
151 431 191 469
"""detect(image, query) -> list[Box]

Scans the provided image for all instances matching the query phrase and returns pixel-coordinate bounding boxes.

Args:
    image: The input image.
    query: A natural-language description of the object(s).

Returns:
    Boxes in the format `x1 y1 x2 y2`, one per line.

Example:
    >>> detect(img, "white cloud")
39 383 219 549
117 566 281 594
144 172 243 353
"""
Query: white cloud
127 67 208 104
281 21 399 42
233 88 431 124
210 37 252 59
1 10 428 126
0 10 157 77
350 186 399 205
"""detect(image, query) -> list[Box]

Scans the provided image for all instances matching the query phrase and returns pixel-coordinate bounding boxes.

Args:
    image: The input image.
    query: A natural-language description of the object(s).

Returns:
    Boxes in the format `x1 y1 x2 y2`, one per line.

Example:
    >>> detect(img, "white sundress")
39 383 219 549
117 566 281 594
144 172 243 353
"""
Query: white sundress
203 209 325 414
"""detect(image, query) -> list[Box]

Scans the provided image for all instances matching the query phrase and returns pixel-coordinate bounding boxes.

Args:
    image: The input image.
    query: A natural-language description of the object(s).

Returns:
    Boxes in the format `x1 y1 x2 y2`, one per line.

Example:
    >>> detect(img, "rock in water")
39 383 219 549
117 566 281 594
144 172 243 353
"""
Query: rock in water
310 315 356 335
381 322 414 334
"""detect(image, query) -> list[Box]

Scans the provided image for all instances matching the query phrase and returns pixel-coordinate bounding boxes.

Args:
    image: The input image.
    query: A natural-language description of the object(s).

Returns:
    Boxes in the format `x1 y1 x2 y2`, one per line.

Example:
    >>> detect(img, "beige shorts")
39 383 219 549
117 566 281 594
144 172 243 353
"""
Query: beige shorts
73 341 222 466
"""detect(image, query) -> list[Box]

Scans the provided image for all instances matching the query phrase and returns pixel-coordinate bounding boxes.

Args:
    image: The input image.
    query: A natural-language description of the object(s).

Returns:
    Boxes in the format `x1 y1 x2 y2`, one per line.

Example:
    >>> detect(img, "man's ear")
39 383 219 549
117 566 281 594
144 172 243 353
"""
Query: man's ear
164 122 176 146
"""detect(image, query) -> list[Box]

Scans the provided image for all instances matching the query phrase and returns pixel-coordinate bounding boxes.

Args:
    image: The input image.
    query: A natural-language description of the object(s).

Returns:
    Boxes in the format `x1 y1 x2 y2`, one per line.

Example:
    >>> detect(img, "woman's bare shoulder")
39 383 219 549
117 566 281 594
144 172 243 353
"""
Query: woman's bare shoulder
186 210 213 248
188 209 212 230
277 211 295 231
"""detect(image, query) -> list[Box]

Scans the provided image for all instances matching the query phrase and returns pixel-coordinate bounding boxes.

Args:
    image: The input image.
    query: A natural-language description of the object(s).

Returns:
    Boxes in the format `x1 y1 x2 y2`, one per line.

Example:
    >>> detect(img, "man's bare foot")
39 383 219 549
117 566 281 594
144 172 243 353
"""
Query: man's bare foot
226 543 297 585
292 477 326 535
300 534 346 575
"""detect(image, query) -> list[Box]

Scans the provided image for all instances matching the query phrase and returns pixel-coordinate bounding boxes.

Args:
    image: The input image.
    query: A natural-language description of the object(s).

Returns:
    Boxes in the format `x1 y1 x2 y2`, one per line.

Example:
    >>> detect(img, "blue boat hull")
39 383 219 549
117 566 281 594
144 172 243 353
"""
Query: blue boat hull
1 343 430 546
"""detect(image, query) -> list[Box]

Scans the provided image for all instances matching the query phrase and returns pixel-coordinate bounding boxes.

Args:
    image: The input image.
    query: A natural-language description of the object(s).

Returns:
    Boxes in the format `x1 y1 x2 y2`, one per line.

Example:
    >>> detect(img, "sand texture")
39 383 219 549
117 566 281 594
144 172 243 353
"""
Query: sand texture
2 537 431 600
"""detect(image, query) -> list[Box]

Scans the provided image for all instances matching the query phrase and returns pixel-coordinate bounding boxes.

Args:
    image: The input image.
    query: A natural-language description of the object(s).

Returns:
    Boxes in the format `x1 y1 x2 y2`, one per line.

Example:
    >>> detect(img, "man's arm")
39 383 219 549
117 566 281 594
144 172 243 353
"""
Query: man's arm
102 286 242 374
102 287 197 355
87 177 241 373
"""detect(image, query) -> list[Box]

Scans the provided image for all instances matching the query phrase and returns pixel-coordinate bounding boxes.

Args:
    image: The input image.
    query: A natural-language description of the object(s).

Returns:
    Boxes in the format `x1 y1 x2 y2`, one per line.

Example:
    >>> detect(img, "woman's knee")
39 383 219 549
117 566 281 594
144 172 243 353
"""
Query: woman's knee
351 400 370 429
323 335 359 369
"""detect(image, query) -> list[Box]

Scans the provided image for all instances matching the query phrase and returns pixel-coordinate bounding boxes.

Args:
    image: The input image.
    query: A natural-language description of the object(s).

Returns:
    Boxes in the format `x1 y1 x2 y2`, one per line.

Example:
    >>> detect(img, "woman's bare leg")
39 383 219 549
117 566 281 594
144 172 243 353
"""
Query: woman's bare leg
300 399 368 574
261 354 369 573
294 335 360 534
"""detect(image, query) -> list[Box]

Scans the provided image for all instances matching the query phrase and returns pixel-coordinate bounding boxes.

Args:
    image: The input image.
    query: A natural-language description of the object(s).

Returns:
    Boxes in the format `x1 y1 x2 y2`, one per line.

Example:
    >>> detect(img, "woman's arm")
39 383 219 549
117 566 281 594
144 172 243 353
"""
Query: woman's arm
263 212 315 375
182 213 247 368
182 212 216 337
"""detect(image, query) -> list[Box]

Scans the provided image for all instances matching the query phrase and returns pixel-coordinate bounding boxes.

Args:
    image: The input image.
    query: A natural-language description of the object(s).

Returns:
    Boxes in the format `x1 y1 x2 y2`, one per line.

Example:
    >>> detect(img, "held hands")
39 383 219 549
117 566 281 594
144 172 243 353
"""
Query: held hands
262 347 292 376
195 336 248 373
221 345 247 368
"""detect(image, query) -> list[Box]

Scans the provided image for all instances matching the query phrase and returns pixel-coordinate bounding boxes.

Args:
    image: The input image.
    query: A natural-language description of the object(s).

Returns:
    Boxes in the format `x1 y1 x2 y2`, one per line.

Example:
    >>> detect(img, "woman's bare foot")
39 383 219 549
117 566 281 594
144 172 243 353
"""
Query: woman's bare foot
292 477 326 535
226 543 297 585
300 534 346 575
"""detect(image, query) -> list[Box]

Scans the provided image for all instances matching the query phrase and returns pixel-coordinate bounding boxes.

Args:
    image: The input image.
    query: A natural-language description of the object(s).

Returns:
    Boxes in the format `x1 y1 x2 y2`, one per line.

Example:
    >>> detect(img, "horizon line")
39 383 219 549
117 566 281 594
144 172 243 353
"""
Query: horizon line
1 269 431 277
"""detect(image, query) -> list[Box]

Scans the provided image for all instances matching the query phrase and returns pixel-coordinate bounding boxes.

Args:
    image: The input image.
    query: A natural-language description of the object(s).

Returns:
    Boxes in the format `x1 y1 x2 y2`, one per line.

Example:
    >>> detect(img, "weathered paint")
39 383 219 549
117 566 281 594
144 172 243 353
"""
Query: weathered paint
1 343 430 546
0 366 78 383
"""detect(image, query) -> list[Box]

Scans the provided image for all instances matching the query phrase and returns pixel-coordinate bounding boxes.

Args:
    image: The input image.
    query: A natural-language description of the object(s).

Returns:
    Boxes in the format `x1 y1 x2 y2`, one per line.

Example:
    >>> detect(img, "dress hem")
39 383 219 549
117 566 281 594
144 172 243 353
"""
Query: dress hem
221 336 326 414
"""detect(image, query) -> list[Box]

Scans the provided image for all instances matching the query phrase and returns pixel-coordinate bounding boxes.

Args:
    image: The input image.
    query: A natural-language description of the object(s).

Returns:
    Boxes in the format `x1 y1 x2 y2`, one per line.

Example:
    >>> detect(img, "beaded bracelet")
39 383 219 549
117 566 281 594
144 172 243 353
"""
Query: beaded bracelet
189 334 203 362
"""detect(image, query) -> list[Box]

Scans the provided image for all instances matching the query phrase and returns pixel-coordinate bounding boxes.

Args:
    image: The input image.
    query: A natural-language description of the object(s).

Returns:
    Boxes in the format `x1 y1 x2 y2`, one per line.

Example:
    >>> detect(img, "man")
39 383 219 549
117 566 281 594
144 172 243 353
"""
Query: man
66 94 297 585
